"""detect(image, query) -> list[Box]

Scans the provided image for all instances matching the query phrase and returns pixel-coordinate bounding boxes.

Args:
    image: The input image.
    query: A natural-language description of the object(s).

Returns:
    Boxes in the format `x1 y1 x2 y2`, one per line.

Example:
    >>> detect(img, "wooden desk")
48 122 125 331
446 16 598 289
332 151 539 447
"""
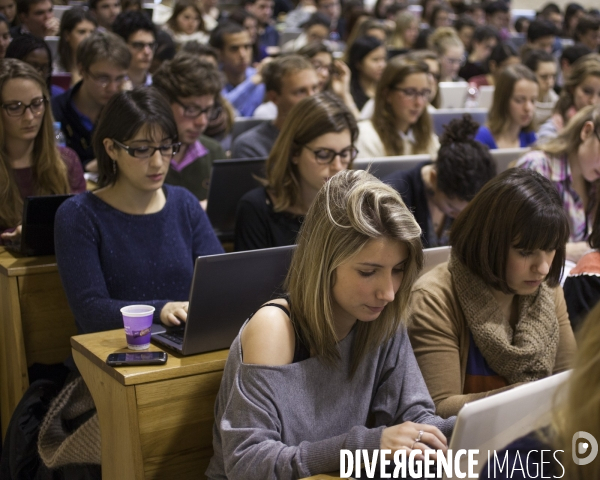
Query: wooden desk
0 247 76 439
71 329 228 480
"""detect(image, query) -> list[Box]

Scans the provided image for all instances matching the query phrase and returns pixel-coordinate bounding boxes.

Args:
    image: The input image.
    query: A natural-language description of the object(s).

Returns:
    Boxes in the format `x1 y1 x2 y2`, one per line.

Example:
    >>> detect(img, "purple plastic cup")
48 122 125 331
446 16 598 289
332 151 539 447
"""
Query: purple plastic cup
120 305 155 350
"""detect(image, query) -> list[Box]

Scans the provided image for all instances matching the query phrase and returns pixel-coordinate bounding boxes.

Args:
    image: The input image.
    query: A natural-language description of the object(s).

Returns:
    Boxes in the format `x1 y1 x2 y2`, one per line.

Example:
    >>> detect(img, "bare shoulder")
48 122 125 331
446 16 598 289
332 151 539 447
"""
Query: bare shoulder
241 298 295 366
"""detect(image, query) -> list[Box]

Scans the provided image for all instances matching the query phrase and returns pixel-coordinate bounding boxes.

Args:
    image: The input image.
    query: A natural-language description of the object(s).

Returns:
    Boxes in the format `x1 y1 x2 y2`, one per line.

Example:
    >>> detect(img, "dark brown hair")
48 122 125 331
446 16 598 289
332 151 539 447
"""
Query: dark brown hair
450 168 570 293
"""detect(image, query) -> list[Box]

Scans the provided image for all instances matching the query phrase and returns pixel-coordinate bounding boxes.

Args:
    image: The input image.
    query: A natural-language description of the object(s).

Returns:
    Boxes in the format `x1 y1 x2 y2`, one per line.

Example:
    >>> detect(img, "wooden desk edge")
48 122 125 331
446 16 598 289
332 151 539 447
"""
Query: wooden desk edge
0 249 59 277
70 333 229 386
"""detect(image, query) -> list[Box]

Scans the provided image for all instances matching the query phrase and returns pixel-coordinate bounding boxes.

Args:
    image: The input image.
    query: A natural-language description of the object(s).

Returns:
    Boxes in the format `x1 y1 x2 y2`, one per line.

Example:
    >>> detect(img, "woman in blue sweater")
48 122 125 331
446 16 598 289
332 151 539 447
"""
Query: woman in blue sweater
55 88 224 335
475 64 539 150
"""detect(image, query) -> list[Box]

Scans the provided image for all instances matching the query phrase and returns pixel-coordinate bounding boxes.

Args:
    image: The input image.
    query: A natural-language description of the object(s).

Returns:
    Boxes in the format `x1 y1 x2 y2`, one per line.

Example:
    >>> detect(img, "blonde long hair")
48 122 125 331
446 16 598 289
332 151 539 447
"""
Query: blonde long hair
372 57 434 156
0 59 69 230
554 53 600 124
262 92 358 212
389 11 418 49
285 169 424 376
545 302 600 479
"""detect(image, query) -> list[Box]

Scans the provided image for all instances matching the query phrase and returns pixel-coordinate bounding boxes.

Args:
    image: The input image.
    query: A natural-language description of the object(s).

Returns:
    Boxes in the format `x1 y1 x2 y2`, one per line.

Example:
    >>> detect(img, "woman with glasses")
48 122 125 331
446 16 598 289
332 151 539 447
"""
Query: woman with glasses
54 88 223 334
355 57 440 158
428 27 465 82
517 104 600 262
234 92 358 251
384 114 496 247
0 59 85 244
209 169 455 479
56 7 97 86
5 34 64 97
474 64 539 149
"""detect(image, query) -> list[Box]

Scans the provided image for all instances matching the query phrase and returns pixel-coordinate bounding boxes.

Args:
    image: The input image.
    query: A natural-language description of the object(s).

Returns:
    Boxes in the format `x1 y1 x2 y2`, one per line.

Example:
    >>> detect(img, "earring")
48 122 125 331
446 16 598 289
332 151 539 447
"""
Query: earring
112 160 117 174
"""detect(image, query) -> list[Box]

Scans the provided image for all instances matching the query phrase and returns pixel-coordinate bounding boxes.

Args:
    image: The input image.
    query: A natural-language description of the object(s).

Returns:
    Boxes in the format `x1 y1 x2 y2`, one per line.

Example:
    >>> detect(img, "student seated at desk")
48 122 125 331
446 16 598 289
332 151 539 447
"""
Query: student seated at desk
0 59 85 244
474 64 539 149
234 92 357 251
409 169 577 419
207 169 455 480
55 88 224 334
384 114 496 247
517 104 600 263
480 303 600 480
355 57 440 159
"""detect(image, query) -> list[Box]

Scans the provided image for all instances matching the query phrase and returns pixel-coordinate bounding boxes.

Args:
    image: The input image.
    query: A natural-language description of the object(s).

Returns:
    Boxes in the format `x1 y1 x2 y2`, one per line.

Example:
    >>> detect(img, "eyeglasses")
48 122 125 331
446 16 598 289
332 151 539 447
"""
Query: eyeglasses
130 41 156 52
1 96 46 117
443 55 466 66
87 71 129 89
392 87 432 100
175 99 222 121
303 145 358 165
112 139 182 159
311 61 332 74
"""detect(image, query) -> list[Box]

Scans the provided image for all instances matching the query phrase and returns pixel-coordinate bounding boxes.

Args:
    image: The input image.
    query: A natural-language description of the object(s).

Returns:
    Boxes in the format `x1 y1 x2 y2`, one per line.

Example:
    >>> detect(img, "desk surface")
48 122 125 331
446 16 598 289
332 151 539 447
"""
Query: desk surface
71 329 229 386
0 247 58 277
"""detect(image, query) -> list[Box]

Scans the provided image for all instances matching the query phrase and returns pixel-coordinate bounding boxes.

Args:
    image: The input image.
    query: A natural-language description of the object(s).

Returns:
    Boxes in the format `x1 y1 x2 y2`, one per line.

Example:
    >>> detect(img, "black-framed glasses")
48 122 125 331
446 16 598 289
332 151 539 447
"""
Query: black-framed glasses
129 41 157 52
175 99 222 121
392 87 432 100
303 145 358 165
112 139 181 159
1 96 46 117
87 71 129 89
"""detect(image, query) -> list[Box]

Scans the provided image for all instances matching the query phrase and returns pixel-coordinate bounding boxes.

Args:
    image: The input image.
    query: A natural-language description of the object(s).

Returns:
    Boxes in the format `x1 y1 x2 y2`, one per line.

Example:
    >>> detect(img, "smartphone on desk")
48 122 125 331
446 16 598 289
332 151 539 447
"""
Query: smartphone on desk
106 351 168 367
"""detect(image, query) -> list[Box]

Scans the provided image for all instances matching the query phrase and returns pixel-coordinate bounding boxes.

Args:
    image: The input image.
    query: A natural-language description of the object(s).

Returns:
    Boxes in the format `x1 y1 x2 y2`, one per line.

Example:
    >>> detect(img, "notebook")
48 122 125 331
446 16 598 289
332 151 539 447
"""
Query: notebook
152 245 295 355
4 195 73 256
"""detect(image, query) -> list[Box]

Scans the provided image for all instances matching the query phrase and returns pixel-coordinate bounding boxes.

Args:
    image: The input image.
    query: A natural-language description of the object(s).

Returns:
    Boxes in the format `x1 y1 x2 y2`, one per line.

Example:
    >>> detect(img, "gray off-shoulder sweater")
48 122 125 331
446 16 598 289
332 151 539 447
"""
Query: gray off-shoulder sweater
206 322 456 480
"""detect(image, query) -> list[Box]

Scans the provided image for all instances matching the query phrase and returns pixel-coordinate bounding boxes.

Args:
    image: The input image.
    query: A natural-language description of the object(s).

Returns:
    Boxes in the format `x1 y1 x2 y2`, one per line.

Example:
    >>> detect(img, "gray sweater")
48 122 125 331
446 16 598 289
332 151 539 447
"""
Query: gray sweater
206 322 456 479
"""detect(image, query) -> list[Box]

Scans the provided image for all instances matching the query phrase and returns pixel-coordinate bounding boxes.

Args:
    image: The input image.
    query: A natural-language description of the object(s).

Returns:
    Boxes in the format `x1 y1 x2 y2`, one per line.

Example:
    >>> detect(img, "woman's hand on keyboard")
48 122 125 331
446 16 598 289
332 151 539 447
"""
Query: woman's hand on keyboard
160 302 189 326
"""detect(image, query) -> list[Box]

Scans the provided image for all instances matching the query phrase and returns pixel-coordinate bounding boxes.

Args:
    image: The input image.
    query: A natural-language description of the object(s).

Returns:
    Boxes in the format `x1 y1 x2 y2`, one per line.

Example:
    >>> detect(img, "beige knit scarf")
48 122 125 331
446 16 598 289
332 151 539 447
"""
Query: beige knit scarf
448 254 559 384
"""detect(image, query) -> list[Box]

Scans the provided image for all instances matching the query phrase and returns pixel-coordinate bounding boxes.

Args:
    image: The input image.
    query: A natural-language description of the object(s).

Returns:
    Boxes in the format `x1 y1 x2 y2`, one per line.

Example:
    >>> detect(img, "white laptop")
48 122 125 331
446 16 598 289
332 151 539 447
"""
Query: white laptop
491 147 530 173
438 82 469 109
421 246 451 277
477 85 495 109
444 371 571 478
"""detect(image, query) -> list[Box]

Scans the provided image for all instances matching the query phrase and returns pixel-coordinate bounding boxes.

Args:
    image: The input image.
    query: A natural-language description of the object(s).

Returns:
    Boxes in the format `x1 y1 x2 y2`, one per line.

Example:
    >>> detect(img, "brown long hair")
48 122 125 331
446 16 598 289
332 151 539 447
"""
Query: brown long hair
372 57 434 156
0 59 69 230
554 53 600 124
167 0 205 34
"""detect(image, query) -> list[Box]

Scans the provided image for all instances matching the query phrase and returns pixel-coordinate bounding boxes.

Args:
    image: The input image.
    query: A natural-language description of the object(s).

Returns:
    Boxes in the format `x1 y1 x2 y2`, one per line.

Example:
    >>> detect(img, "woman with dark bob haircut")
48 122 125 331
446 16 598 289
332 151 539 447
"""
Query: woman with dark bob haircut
54 88 223 335
409 168 577 419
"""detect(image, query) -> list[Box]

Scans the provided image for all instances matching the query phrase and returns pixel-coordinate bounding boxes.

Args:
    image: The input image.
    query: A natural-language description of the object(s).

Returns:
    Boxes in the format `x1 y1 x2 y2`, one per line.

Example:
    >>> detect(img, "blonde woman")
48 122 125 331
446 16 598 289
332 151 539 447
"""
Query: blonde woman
474 64 539 149
428 27 465 82
0 60 85 244
356 57 440 158
389 10 419 50
517 104 600 262
234 92 358 251
480 302 600 480
538 53 600 142
208 169 455 479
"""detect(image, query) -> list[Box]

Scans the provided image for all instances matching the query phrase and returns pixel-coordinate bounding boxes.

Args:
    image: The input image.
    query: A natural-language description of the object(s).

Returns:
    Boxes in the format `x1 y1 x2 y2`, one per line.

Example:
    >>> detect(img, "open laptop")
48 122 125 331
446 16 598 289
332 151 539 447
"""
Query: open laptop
206 157 266 242
491 147 530 172
444 371 571 478
354 154 431 180
477 85 495 109
431 108 488 136
152 245 295 355
438 82 469 109
5 195 72 256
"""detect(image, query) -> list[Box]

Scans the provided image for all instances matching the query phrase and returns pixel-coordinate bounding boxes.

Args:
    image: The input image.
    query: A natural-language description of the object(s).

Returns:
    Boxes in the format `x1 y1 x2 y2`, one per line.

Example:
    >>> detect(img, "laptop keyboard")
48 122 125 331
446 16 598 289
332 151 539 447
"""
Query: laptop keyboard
160 327 185 345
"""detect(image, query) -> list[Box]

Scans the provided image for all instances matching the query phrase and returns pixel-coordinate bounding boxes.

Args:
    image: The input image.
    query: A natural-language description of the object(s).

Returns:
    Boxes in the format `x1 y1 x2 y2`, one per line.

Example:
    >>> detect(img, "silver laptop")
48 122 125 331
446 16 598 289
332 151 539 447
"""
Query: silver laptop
444 371 570 478
152 245 295 355
421 246 451 277
438 82 469 109
354 155 431 180
477 85 495 109
431 108 488 136
491 147 530 172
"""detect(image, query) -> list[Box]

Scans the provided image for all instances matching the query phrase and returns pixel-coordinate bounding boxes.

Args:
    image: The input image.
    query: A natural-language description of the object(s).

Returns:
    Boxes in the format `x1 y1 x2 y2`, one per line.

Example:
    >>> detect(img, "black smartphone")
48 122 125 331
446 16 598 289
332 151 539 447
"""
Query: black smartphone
106 351 168 367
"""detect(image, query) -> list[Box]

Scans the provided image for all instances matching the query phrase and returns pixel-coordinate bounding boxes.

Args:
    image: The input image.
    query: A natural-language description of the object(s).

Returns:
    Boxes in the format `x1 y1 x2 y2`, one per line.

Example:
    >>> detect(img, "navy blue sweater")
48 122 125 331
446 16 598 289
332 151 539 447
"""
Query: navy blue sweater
55 185 224 335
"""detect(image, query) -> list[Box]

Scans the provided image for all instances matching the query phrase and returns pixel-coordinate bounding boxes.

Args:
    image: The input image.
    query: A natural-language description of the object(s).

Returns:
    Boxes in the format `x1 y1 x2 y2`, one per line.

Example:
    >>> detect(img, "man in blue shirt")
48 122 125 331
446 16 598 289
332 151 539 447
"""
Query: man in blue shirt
244 0 279 51
51 31 131 169
210 22 266 117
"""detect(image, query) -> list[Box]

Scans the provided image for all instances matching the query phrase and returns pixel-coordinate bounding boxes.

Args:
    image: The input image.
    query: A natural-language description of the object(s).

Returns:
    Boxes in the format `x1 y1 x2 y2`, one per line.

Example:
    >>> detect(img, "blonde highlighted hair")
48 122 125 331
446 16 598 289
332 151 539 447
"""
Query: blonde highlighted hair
0 59 69 230
389 10 418 49
262 92 358 212
554 53 600 124
372 57 434 156
285 169 424 376
427 26 463 56
537 104 600 158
